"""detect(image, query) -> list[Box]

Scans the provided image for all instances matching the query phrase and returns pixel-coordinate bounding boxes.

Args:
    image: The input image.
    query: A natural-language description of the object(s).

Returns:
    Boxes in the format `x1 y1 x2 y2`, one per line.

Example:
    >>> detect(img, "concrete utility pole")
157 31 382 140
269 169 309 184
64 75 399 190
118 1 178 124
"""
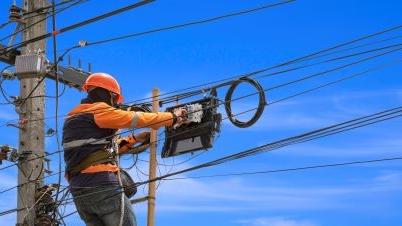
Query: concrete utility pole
16 0 47 225
147 88 159 226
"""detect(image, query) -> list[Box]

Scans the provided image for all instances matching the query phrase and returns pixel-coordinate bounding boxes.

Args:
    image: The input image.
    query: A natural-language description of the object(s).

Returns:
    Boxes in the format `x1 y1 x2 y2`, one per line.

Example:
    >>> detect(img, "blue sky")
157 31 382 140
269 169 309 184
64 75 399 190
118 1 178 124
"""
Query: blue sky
1 0 402 225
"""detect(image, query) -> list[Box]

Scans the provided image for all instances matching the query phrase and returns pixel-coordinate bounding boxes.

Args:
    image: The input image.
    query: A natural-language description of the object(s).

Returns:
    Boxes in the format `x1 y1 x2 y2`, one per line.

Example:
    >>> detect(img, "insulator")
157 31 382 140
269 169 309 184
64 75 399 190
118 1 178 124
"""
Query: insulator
9 5 22 21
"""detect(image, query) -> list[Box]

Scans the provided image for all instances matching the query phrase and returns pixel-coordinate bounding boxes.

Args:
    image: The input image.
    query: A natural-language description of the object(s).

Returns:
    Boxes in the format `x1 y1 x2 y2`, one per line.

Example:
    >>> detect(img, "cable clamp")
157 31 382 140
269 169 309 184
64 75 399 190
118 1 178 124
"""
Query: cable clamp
51 30 60 36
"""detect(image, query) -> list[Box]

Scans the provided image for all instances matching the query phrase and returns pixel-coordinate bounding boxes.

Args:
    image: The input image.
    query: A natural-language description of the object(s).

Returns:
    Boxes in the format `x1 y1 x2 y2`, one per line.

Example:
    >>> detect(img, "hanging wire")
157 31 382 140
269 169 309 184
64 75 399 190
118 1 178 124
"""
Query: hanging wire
0 54 400 173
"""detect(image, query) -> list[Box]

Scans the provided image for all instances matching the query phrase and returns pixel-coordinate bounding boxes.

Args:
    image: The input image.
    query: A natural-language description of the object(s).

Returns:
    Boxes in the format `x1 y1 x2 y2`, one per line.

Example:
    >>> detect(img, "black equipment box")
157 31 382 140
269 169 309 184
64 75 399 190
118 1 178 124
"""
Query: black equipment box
162 97 221 158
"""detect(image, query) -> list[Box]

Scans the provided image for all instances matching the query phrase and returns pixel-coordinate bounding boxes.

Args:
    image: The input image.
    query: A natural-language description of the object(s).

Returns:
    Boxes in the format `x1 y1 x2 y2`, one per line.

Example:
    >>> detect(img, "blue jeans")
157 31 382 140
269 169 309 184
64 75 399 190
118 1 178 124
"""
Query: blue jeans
71 186 136 226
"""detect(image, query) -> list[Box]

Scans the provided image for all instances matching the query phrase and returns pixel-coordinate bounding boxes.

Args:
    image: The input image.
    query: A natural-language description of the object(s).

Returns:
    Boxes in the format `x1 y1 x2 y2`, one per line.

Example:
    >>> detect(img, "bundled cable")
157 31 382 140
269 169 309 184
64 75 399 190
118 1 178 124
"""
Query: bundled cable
224 77 266 128
49 104 402 219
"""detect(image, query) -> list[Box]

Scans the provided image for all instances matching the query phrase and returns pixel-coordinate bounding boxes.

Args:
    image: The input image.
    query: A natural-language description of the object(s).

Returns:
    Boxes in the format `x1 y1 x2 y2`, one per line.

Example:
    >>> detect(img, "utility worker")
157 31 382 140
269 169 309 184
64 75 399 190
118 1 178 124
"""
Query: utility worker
62 73 186 226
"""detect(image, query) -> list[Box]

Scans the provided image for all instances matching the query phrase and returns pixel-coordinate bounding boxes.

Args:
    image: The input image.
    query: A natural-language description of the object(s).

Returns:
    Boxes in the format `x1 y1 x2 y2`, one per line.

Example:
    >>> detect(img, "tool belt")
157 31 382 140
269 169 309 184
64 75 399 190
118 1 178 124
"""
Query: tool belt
69 150 116 176
69 150 137 198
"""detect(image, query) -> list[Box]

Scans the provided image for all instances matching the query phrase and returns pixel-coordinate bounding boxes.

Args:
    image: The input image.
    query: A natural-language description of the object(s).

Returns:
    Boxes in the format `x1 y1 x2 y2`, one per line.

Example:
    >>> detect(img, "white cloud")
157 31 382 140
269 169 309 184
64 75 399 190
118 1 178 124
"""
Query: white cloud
235 217 318 226
374 171 402 185
223 89 402 131
0 109 15 120
131 169 402 214
0 172 18 188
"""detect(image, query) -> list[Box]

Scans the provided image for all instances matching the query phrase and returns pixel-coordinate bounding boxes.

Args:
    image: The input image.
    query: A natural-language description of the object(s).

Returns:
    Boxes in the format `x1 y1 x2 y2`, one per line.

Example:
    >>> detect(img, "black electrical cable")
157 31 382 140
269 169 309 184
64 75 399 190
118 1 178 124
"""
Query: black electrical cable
2 41 398 187
123 41 402 109
0 170 65 194
132 107 402 187
53 106 402 214
22 0 81 17
2 49 398 217
309 35 402 61
225 77 266 128
18 57 402 169
109 38 402 108
0 0 87 43
268 61 402 105
86 35 402 109
0 0 155 55
17 76 46 107
3 39 399 127
141 106 402 184
0 65 14 105
53 102 402 207
35 154 402 221
51 1 63 222
0 54 399 173
0 29 399 127
164 156 402 180
0 21 12 30
0 207 24 217
89 24 402 106
86 0 296 46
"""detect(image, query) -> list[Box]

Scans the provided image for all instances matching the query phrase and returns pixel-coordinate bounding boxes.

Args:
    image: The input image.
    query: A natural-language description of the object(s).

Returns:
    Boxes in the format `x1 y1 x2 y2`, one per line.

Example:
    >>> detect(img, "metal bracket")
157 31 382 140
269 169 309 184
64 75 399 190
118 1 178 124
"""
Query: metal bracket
43 154 52 175
0 145 18 164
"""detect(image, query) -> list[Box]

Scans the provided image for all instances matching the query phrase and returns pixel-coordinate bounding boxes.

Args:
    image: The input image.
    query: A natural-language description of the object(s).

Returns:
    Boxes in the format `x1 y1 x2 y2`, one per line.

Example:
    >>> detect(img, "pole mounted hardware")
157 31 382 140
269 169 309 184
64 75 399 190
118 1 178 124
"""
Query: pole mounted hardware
34 184 60 226
0 145 18 164
162 91 222 158
15 52 49 78
1 68 16 80
9 5 24 23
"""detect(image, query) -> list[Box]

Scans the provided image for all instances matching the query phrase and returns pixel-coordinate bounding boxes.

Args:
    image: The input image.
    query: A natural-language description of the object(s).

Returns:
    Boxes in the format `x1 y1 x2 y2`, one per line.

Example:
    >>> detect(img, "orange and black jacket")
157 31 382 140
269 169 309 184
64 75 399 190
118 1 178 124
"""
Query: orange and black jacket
62 97 173 176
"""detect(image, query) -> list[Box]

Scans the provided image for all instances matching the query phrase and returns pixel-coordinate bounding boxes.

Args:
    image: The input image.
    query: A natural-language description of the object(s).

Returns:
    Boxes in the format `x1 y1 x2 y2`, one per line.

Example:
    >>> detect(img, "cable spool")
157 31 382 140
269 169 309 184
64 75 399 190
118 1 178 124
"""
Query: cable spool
225 77 266 128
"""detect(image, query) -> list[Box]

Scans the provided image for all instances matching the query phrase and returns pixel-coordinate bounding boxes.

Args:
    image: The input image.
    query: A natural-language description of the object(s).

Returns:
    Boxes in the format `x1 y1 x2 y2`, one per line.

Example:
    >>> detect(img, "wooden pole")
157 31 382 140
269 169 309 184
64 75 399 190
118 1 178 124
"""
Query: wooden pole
17 0 47 225
147 88 159 226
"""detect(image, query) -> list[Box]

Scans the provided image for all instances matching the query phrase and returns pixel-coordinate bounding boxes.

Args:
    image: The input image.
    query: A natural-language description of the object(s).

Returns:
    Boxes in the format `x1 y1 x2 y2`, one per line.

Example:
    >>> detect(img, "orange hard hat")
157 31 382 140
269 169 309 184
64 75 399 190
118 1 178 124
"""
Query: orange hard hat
82 72 124 104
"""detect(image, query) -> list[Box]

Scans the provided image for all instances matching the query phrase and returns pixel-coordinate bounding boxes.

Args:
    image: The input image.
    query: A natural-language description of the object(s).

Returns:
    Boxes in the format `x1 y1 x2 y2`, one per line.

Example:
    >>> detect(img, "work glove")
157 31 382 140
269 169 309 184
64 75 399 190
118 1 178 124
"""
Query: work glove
118 132 150 154
173 108 189 128
133 131 151 144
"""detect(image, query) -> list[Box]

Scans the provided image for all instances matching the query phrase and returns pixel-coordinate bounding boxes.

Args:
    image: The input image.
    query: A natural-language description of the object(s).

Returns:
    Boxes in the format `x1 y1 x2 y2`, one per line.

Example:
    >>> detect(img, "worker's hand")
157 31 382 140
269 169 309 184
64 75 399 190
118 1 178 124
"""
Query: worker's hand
173 108 189 128
133 131 150 144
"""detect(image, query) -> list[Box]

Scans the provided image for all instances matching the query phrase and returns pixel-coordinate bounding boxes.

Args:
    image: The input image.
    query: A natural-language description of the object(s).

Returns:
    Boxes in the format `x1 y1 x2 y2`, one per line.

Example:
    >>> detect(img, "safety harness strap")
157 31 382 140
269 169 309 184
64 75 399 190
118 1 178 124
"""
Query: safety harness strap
69 150 115 176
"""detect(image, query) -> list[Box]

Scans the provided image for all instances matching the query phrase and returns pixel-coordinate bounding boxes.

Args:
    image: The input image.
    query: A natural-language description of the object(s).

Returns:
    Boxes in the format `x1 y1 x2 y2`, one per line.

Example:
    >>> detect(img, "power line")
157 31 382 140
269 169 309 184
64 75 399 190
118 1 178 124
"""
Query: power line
0 54 399 173
50 2 63 221
163 156 402 180
0 65 14 105
1 28 400 187
0 207 23 217
131 106 402 187
22 0 83 17
52 105 402 219
1 0 155 55
0 21 12 31
0 10 400 122
0 1 399 221
0 170 64 194
106 24 402 105
6 68 398 211
46 152 396 222
0 59 382 194
52 24 402 111
0 0 88 43
86 0 296 46
3 38 401 127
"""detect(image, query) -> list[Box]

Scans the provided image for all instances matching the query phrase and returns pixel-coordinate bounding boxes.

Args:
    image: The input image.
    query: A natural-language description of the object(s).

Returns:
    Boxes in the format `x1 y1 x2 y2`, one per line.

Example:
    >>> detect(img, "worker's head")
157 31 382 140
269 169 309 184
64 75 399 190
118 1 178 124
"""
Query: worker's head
82 72 124 105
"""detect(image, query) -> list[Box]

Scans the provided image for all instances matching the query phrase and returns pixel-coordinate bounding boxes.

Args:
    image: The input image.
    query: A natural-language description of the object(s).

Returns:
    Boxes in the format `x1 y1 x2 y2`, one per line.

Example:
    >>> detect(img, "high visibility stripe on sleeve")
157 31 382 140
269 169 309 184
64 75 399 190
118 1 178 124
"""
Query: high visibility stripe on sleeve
130 112 140 128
